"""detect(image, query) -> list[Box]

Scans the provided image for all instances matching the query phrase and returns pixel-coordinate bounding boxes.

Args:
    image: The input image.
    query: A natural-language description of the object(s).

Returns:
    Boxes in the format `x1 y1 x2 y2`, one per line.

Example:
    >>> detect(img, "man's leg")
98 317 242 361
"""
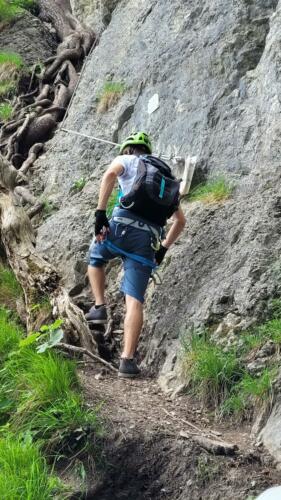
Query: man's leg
122 294 143 359
86 264 107 323
88 265 106 305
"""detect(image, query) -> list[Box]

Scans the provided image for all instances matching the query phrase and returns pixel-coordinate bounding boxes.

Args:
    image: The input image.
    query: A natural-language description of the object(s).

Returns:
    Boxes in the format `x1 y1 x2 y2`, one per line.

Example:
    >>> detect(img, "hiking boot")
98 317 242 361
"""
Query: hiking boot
118 358 140 378
85 305 107 324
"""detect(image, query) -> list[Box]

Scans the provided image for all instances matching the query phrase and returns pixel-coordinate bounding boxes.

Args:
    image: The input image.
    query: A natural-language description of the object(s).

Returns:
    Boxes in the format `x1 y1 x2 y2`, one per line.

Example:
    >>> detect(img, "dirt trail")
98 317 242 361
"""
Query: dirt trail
78 367 280 500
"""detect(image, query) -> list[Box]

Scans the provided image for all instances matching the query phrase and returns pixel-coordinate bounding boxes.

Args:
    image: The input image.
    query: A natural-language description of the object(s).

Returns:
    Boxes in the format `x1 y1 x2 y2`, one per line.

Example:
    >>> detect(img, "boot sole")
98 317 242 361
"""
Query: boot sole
86 319 107 325
118 372 140 379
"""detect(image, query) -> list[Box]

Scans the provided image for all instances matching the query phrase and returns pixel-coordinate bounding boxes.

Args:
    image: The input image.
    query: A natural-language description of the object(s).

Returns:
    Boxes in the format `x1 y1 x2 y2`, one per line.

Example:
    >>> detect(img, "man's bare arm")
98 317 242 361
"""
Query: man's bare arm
97 160 124 210
162 206 186 248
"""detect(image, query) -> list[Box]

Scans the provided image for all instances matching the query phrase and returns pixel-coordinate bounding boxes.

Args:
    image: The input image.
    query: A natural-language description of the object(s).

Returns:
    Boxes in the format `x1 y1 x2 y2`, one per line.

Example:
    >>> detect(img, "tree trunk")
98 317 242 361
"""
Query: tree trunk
0 3 96 352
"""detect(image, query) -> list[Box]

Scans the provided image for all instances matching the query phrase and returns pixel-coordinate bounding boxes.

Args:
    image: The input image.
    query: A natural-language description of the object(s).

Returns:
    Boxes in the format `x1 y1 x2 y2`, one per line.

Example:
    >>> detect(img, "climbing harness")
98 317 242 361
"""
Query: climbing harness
102 239 157 269
102 239 162 286
112 215 162 244
112 215 161 251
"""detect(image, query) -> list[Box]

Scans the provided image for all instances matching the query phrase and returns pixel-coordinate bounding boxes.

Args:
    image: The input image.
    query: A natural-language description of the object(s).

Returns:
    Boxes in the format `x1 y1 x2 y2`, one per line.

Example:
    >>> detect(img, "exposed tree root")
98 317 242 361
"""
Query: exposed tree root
0 3 97 353
18 143 44 176
0 0 95 169
56 342 118 372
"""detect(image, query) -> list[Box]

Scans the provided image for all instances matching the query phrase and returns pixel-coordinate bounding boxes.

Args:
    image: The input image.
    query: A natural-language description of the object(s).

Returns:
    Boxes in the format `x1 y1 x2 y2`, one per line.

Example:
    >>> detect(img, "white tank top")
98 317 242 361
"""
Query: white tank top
115 155 141 196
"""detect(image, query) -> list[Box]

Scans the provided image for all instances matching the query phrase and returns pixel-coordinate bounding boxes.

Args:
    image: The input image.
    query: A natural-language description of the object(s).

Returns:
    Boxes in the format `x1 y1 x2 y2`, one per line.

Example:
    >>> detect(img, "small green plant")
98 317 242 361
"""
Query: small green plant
30 296 52 316
70 177 87 193
0 264 23 309
35 318 64 353
188 176 234 204
41 199 58 219
107 188 119 217
97 81 126 112
0 434 62 499
196 454 220 485
0 102 12 121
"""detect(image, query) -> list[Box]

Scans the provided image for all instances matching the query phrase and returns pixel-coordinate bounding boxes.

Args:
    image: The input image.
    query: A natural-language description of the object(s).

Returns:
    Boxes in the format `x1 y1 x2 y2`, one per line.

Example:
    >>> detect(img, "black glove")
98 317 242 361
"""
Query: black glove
155 244 168 265
95 209 109 236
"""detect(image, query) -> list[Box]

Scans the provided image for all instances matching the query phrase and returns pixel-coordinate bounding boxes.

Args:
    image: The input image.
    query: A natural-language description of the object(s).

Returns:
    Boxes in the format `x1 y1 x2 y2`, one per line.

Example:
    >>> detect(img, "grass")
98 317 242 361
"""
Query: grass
0 102 12 121
0 0 20 22
0 435 61 499
181 311 281 417
0 266 104 494
0 264 23 309
0 52 23 67
0 52 24 99
0 308 23 363
221 369 275 418
0 80 16 98
14 0 37 12
188 176 233 204
240 318 281 352
0 0 37 22
181 333 243 406
97 81 126 113
0 346 102 454
107 188 119 217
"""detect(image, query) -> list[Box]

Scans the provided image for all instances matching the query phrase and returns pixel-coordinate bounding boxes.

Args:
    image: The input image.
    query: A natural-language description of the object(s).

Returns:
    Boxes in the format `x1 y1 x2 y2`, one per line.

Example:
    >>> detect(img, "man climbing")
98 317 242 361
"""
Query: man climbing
86 132 186 378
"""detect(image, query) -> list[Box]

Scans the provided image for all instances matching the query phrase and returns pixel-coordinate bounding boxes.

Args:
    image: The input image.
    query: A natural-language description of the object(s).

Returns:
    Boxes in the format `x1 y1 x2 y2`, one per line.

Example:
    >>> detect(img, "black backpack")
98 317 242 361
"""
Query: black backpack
119 155 180 227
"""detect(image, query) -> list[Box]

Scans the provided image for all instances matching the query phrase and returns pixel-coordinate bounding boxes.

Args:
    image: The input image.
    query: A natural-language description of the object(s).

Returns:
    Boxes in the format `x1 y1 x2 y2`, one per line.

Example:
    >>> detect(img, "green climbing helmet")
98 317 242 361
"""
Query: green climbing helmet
119 131 153 154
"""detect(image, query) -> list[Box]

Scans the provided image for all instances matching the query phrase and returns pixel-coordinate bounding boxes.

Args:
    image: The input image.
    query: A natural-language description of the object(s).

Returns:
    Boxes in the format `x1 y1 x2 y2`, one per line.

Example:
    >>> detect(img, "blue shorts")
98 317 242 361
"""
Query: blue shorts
88 211 156 303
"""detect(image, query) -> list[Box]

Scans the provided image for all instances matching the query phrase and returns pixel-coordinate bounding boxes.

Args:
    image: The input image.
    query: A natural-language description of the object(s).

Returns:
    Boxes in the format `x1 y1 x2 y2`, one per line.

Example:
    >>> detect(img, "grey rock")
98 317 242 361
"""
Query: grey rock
259 393 281 464
0 12 56 64
71 0 120 34
25 0 281 464
256 341 276 359
247 359 268 376
157 340 188 396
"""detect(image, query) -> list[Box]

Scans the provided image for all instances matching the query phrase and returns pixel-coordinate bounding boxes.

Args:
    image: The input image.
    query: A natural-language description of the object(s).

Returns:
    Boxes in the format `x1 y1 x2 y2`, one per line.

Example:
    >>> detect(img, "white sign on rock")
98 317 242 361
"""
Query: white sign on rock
148 93 159 114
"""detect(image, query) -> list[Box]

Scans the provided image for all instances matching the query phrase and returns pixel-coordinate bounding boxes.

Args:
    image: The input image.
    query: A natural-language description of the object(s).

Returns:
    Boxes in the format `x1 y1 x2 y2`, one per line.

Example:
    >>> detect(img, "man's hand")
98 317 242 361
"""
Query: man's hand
95 210 110 241
155 244 168 265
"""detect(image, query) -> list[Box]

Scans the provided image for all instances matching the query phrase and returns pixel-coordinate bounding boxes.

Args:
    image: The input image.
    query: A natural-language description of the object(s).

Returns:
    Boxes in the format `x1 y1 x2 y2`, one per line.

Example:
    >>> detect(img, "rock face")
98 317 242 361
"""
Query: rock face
71 0 120 34
259 391 281 464
0 12 56 64
31 0 281 461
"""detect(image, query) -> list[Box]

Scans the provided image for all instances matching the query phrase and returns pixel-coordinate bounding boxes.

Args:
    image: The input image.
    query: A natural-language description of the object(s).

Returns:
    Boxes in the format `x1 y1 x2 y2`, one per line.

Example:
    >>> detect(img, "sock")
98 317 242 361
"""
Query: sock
95 304 105 309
